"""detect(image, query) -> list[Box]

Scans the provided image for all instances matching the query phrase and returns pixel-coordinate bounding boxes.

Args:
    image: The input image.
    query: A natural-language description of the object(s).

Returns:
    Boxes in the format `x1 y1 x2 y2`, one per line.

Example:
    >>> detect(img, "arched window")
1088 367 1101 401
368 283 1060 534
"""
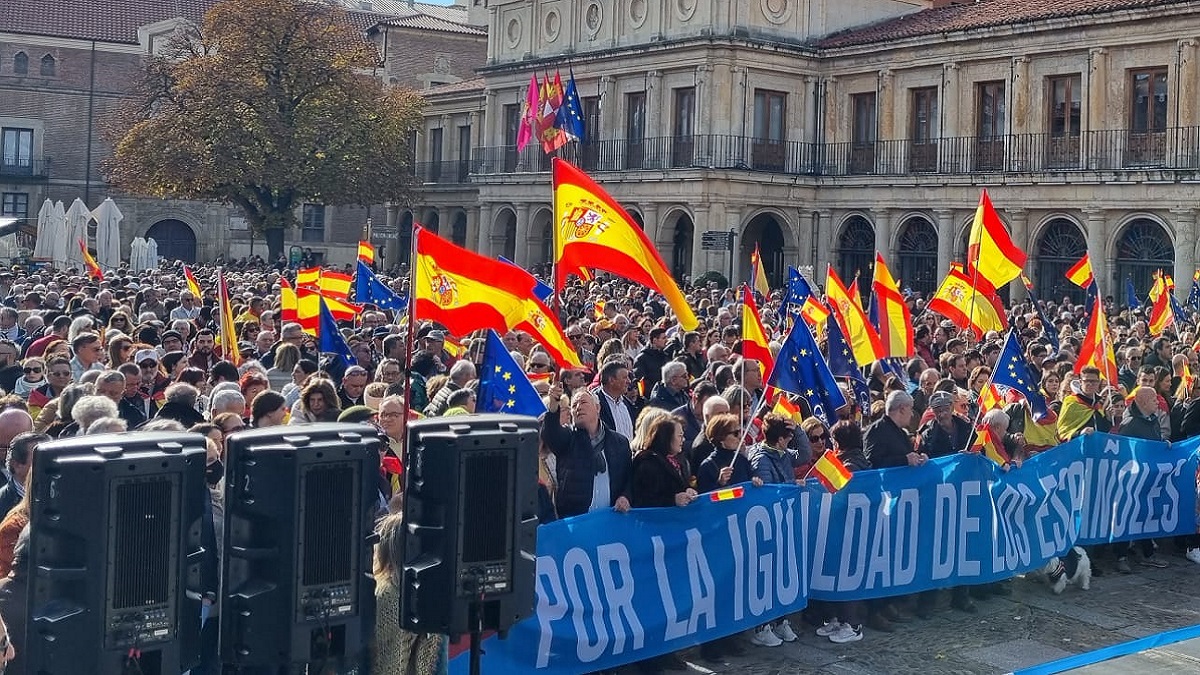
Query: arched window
1115 219 1174 297
836 216 875 284
39 54 55 77
672 216 694 281
896 217 939 295
12 52 27 76
1035 219 1087 301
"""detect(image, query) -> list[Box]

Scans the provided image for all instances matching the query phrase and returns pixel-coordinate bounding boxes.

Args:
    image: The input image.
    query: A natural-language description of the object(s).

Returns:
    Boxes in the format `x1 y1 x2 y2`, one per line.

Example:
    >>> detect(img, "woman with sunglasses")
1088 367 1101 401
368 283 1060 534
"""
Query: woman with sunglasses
27 357 72 420
106 312 132 335
107 335 135 367
11 358 44 401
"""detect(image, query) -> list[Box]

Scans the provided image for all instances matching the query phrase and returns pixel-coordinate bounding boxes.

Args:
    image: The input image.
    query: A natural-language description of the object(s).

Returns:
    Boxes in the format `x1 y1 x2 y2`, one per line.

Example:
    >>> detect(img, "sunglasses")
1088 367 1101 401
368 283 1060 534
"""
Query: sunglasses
139 361 158 368
23 367 42 374
809 433 829 443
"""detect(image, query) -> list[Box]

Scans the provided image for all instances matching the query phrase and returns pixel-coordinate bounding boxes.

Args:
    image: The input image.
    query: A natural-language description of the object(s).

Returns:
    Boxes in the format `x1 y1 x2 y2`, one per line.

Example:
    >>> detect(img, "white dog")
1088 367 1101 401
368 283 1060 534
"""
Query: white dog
1041 547 1092 594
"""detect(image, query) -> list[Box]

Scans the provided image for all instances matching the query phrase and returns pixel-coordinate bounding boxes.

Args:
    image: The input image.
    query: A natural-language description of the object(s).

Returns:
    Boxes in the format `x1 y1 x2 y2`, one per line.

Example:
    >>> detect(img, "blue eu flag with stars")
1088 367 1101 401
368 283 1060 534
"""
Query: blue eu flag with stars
554 70 586 141
318 297 356 367
479 330 547 416
769 321 847 426
777 265 815 323
826 317 872 413
991 330 1049 420
1126 277 1142 310
354 261 408 312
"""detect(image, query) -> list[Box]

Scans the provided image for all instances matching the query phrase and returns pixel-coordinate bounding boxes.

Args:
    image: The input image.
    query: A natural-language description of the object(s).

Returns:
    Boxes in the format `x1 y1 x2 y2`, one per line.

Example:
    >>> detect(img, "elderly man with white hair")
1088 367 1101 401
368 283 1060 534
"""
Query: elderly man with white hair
71 395 120 437
541 384 632 519
423 359 476 417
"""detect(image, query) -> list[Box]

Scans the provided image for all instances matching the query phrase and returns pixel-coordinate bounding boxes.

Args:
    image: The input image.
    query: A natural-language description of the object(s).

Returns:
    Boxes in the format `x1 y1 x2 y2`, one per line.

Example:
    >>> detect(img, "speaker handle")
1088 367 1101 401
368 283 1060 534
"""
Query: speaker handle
228 545 278 560
34 564 89 580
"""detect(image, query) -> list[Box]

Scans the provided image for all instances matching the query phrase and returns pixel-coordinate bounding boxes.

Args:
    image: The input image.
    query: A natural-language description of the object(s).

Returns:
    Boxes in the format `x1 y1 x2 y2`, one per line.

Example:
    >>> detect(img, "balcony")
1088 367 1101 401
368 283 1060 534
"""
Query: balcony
412 160 472 185
0 158 50 179
470 128 1200 179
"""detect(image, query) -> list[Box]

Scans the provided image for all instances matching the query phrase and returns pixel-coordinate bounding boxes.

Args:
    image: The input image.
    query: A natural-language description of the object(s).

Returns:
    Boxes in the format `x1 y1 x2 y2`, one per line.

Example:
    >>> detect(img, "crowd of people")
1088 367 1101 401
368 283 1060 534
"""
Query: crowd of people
0 256 1191 675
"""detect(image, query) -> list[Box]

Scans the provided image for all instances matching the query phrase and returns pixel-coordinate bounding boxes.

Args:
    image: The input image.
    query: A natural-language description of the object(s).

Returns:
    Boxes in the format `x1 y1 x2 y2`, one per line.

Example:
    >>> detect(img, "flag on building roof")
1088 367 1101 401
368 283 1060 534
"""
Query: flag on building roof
991 329 1050 420
928 263 1007 339
741 284 775 381
354 260 408 312
538 70 568 153
868 252 914 359
479 330 547 417
750 244 770 296
184 264 201 298
966 189 1026 288
769 320 847 426
217 270 241 366
357 240 375 266
1075 296 1118 385
554 70 586 142
517 72 539 153
414 225 581 367
808 451 852 492
1065 252 1095 290
825 265 884 366
553 158 698 330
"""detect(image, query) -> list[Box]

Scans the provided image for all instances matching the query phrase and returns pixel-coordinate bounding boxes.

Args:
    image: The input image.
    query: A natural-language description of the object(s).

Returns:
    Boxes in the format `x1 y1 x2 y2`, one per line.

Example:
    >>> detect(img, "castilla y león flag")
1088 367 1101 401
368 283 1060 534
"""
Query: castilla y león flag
552 158 699 331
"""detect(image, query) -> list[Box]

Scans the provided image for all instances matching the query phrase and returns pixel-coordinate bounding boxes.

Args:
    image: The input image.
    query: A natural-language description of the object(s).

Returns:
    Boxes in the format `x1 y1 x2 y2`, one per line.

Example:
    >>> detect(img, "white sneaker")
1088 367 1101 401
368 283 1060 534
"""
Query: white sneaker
815 619 843 637
751 625 783 647
829 623 864 643
773 618 798 642
1186 548 1200 565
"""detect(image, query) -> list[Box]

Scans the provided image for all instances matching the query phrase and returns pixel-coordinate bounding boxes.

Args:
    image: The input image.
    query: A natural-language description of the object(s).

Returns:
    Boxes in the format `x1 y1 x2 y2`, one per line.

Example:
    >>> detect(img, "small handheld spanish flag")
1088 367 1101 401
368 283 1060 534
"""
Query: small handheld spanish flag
772 396 802 423
709 486 745 502
79 239 103 281
808 451 852 492
593 299 607 320
357 240 375 266
971 425 1011 467
183 264 202 298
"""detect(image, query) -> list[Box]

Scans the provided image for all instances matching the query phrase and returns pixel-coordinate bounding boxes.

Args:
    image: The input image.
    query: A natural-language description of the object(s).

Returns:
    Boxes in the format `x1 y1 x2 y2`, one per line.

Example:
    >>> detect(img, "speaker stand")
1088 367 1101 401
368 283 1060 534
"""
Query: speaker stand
468 599 484 675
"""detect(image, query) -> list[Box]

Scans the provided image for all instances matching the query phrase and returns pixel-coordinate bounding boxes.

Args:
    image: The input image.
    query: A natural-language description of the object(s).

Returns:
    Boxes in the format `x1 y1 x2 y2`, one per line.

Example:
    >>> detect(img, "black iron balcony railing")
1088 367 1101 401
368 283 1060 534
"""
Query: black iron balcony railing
469 128 1200 178
411 160 472 185
0 158 50 179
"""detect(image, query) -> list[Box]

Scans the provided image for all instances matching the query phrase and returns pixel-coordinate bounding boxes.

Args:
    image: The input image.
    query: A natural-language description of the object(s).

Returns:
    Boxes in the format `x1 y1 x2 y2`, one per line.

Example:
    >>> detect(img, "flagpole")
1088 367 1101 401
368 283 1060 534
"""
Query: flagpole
401 226 420 461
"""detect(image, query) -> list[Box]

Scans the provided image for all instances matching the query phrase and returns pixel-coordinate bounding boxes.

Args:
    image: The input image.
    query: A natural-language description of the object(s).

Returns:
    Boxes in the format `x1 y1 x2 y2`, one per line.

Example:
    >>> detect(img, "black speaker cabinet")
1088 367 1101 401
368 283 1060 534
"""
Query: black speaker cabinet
27 432 209 675
401 414 539 638
220 423 378 669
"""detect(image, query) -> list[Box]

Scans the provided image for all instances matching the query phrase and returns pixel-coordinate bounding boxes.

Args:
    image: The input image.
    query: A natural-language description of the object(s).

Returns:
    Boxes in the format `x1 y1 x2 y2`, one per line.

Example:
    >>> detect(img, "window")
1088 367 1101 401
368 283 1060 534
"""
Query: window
301 204 325 243
625 91 646 168
976 82 1005 138
502 104 520 146
1048 75 1081 138
12 52 27 76
456 125 471 181
581 96 600 142
852 93 876 145
39 54 55 77
1 128 33 171
752 90 787 171
672 87 694 138
909 87 938 172
427 128 443 181
1129 67 1168 132
1 193 28 221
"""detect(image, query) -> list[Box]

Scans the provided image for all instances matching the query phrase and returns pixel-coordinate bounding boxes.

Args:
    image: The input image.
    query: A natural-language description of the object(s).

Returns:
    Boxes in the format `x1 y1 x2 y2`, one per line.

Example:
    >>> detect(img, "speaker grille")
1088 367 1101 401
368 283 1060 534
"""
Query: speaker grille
301 464 355 586
461 452 509 564
111 477 175 609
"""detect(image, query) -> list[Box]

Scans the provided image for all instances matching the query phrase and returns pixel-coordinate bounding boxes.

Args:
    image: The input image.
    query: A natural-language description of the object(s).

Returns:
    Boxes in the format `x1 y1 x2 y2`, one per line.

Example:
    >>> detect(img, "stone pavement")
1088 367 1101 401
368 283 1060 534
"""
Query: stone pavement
645 547 1200 675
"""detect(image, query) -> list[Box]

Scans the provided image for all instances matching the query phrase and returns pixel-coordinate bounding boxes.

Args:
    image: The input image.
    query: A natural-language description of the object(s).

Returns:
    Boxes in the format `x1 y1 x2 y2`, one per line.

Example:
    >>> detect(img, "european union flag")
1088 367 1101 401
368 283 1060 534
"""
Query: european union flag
769 320 847 426
1170 292 1189 327
1023 281 1059 356
1189 280 1200 313
354 260 407 312
499 256 554 303
826 316 872 413
479 330 547 416
318 298 356 367
554 70 586 141
1126 277 1142 310
778 266 816 322
991 329 1049 420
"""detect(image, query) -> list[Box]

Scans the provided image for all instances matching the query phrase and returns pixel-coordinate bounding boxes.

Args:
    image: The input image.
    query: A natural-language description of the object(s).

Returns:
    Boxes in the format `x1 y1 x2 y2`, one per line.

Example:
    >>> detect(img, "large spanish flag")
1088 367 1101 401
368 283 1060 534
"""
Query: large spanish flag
296 266 321 289
825 265 885 366
296 286 359 331
928 264 1007 339
750 244 770 296
740 284 775 380
552 158 698 330
869 252 913 359
279 278 298 322
217 270 241 366
414 226 581 367
318 271 354 300
966 189 1026 288
1149 276 1174 336
1065 252 1095 289
1075 296 1118 385
357 241 375 266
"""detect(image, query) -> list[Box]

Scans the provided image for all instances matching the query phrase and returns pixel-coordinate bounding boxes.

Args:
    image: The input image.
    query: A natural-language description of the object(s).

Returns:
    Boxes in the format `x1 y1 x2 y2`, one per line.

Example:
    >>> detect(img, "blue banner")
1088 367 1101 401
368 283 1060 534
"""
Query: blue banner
451 434 1199 673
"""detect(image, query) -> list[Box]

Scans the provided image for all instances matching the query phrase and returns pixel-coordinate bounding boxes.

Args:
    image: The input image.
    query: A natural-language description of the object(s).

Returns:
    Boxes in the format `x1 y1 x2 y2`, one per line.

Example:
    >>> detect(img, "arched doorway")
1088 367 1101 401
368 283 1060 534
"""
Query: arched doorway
145 219 196 263
672 215 694 282
1036 218 1088 302
896 217 938 295
399 211 414 264
492 209 516 260
836 216 874 285
531 208 554 267
422 209 440 234
1115 218 1174 297
742 212 787 288
451 211 467 248
628 208 645 231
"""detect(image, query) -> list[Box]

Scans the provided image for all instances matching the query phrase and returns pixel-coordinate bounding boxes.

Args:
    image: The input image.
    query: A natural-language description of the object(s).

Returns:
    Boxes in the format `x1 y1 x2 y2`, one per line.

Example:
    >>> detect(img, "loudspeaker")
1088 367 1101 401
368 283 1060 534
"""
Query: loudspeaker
27 432 209 675
220 423 378 669
401 414 539 637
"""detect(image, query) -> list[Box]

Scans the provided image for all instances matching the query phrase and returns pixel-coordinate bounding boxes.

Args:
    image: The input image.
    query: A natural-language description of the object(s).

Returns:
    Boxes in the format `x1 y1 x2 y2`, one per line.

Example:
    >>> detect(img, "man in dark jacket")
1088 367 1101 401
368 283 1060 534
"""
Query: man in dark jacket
541 384 632 518
646 362 690 412
864 391 920 469
917 391 972 458
597 361 640 440
633 328 670 392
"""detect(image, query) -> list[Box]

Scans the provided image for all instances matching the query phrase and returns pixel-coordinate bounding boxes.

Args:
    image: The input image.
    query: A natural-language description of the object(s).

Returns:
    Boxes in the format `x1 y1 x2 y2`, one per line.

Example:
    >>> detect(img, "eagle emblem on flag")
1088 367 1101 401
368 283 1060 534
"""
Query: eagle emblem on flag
428 265 458 308
561 205 608 241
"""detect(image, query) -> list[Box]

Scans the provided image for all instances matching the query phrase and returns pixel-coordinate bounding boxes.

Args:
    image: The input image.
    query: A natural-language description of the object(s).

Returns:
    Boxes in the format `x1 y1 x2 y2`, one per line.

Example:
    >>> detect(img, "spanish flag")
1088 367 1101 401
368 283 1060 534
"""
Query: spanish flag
825 265 885 366
184 264 202 298
808 451 852 492
296 286 359 333
357 241 375 266
750 244 770 296
966 189 1026 288
741 284 775 379
928 264 1007 339
971 425 1010 467
593 300 607 320
1075 296 1118 385
553 158 698 330
869 252 913 359
414 226 581 367
709 486 745 502
217 270 241 366
772 396 802 423
79 239 103 281
279 278 298 322
1149 277 1175 336
318 271 354 300
978 382 1004 415
296 266 321 289
1065 252 1095 289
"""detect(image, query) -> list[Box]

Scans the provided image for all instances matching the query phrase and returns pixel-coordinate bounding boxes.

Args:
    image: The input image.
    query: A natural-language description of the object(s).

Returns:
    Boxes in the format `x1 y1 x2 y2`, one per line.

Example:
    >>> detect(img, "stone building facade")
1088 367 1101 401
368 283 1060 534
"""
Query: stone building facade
0 0 487 266
406 0 1194 301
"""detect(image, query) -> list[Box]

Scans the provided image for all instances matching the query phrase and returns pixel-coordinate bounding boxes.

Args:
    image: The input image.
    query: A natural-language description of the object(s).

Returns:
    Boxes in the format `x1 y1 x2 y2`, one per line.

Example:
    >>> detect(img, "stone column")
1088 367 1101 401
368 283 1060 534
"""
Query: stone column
483 89 498 147
645 70 663 140
1178 40 1198 129
641 202 660 249
1083 209 1108 296
878 69 894 140
468 111 481 159
1087 48 1108 133
691 204 710 280
478 202 494 255
808 210 830 276
440 114 452 165
933 208 955 280
514 202 531 265
385 203 401 267
731 67 748 139
822 76 838 143
941 63 960 138
1173 208 1196 302
694 65 712 136
1011 56 1031 134
599 75 617 141
872 208 893 261
1007 208 1029 302
465 206 481 253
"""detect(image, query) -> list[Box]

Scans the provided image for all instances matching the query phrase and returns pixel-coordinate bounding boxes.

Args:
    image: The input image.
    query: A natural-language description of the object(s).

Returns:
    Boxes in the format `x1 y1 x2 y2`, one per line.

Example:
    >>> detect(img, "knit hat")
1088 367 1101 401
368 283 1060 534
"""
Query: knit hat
337 405 376 423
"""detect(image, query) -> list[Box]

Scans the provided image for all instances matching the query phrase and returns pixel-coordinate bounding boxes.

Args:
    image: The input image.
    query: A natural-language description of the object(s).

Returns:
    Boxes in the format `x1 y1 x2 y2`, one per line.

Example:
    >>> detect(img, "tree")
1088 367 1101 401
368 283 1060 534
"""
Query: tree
106 0 424 261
